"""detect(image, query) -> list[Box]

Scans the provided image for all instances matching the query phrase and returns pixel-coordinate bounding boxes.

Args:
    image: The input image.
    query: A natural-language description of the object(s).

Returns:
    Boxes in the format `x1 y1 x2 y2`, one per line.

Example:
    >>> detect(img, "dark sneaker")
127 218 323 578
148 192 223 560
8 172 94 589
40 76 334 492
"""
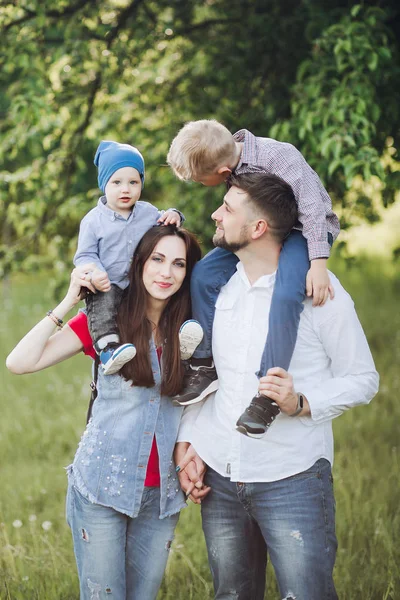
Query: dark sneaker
179 320 204 360
236 394 280 438
100 343 136 375
172 362 218 406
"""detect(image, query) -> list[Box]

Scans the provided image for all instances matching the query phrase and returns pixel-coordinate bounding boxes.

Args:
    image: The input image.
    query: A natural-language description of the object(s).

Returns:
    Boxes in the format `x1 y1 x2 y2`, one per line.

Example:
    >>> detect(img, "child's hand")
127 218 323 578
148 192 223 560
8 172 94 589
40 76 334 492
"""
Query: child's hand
306 259 335 307
157 210 182 227
91 268 111 292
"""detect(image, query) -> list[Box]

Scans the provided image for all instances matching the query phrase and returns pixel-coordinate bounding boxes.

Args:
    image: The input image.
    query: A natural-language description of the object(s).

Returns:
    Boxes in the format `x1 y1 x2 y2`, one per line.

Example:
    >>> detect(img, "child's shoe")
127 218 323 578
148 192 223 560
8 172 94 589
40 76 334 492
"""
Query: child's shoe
235 394 280 438
172 358 218 406
100 343 136 375
179 320 204 360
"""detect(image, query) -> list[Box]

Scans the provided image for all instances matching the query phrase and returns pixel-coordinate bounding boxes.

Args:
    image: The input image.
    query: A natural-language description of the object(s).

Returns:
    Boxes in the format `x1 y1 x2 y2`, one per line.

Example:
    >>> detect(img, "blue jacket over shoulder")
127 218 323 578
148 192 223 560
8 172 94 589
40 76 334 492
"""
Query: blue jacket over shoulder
68 341 186 519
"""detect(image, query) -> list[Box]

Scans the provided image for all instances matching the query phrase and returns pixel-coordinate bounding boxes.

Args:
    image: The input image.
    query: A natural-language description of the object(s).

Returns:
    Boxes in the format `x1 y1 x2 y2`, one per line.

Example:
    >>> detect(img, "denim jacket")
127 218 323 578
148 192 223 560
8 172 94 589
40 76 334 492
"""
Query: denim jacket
68 341 186 519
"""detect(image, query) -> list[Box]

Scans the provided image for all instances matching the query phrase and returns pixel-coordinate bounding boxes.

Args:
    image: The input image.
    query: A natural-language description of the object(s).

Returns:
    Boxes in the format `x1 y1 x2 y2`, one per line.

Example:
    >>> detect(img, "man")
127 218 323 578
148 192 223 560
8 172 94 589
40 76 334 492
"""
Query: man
175 172 379 600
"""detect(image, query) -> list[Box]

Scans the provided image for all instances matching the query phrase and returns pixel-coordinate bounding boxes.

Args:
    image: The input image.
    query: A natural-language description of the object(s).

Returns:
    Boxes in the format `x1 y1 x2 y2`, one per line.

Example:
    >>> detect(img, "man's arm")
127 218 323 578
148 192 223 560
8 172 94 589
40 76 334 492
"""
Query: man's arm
259 284 379 423
300 296 379 423
176 400 204 443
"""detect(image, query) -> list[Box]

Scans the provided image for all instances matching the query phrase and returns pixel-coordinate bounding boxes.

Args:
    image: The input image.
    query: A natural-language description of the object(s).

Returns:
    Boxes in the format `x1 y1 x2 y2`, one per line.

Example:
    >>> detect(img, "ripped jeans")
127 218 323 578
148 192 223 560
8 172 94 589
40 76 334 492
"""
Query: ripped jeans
201 460 338 600
66 482 178 600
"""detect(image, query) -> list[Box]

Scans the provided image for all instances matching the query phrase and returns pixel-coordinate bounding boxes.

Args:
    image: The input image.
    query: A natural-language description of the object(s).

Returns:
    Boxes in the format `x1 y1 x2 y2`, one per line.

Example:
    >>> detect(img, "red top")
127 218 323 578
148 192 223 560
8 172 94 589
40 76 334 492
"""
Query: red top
68 312 160 487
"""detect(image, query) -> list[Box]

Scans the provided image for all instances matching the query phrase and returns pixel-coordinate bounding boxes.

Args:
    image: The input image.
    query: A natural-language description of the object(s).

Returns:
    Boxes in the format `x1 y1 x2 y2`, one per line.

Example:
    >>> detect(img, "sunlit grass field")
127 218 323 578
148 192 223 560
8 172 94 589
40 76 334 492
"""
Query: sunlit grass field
1 257 399 599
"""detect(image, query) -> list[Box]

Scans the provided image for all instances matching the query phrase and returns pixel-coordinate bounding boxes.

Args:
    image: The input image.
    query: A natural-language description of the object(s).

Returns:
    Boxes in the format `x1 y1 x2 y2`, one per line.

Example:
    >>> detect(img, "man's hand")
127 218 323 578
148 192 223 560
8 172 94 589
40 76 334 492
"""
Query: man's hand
258 367 310 416
157 210 182 227
306 258 334 306
91 268 111 292
174 442 211 504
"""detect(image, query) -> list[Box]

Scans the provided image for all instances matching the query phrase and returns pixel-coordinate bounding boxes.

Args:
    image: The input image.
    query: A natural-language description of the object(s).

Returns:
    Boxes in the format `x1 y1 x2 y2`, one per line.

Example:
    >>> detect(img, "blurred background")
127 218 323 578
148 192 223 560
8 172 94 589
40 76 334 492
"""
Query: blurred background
0 1 399 598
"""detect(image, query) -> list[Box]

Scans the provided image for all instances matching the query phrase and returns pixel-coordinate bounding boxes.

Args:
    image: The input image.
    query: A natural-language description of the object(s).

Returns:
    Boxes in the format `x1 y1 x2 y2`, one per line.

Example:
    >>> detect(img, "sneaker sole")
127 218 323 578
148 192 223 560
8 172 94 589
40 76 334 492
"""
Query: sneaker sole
235 425 265 439
172 378 219 407
179 320 204 361
103 345 137 375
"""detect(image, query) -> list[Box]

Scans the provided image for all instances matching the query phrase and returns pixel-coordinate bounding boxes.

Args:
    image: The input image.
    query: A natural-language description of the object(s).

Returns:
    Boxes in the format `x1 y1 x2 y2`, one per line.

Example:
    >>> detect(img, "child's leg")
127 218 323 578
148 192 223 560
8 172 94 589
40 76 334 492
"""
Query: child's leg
236 231 309 438
257 230 309 377
190 247 239 359
86 284 136 375
172 248 238 406
86 284 124 353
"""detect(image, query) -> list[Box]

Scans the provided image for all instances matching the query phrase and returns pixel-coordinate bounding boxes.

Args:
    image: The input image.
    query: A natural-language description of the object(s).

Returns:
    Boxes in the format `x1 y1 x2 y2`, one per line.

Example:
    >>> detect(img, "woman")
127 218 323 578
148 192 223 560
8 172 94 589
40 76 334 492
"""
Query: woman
6 225 202 600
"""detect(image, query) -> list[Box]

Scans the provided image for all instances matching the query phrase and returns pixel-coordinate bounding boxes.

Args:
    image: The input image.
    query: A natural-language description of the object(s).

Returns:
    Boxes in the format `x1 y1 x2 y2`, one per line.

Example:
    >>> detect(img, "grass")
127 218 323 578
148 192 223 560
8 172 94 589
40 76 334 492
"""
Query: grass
0 255 399 599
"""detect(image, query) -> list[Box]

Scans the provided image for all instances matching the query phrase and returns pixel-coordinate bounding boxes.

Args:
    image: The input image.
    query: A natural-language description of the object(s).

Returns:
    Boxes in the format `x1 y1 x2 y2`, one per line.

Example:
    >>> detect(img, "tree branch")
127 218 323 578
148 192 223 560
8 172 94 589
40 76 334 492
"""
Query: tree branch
104 0 146 47
174 17 240 37
1 0 94 33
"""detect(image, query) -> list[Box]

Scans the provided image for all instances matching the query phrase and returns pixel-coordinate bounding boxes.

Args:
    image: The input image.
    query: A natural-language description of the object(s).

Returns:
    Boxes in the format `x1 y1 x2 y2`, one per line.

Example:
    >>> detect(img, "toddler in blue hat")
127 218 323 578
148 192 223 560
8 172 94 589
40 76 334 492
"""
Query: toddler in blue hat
74 140 186 375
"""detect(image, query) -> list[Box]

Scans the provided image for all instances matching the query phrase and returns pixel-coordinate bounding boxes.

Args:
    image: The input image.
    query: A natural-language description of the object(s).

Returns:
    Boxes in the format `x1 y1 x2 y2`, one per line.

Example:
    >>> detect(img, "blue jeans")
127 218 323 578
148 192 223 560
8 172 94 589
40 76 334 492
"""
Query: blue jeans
66 482 179 600
191 230 319 376
201 460 338 600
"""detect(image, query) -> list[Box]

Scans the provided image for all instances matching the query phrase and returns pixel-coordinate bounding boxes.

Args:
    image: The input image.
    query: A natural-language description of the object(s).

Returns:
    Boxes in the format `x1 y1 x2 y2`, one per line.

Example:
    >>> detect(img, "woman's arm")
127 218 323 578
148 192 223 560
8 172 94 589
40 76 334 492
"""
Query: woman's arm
6 264 97 374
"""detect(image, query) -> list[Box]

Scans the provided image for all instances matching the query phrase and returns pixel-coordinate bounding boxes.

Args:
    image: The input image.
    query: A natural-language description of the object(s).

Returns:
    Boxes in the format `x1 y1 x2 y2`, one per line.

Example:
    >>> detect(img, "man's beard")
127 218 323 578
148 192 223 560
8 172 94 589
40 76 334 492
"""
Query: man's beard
213 225 250 253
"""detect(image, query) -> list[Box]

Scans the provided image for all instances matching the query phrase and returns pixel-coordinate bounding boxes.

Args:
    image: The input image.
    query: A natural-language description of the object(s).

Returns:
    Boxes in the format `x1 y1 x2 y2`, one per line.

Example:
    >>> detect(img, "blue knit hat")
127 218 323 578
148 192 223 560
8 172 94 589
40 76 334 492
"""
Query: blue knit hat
94 140 145 192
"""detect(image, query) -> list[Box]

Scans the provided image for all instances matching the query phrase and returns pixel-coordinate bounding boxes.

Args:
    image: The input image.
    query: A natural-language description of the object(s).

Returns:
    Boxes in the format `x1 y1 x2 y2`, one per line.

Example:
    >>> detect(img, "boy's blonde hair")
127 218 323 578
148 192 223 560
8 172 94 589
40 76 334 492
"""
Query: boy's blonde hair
167 119 237 181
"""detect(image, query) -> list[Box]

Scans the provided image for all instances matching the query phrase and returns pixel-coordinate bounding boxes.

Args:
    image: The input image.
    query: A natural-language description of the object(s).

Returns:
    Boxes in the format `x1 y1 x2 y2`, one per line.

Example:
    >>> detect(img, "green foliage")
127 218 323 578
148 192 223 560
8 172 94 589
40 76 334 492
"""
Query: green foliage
1 259 399 598
0 0 399 283
271 4 400 219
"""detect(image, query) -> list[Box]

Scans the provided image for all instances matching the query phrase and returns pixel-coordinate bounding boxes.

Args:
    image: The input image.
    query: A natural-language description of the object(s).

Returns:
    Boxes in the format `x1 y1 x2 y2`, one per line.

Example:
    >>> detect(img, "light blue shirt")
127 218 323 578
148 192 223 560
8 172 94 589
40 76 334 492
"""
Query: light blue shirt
74 197 184 288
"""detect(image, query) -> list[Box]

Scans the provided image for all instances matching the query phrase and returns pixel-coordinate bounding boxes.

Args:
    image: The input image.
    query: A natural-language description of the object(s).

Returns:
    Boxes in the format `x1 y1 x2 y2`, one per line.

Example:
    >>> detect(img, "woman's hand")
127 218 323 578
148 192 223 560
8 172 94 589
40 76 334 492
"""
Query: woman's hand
174 442 211 504
66 264 98 305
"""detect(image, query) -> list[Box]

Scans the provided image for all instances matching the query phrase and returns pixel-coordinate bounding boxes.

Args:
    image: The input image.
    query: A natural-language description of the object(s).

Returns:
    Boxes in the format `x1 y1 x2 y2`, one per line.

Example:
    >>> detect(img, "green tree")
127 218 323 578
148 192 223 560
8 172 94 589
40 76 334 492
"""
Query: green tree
0 0 399 283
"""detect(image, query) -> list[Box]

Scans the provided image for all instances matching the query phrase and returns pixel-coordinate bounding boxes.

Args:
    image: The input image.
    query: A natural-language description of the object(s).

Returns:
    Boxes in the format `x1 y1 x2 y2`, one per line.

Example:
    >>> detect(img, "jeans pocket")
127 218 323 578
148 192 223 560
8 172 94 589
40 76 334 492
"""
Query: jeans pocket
288 458 331 482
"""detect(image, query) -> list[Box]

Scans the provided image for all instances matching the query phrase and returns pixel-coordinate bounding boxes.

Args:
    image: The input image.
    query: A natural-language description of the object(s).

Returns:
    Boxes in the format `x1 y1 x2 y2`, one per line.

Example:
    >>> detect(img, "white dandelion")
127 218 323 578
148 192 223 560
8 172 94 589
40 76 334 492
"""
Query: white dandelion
12 519 23 528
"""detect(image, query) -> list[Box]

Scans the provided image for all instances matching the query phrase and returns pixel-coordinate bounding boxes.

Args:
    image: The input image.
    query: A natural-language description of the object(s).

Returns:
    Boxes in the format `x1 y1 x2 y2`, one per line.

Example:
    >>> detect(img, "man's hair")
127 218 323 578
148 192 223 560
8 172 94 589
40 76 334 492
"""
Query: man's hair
228 173 298 243
167 119 237 180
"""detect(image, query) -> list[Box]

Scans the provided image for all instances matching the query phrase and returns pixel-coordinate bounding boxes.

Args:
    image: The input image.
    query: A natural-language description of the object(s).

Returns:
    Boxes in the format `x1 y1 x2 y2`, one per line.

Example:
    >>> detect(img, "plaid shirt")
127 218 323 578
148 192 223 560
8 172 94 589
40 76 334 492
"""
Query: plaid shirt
233 129 340 260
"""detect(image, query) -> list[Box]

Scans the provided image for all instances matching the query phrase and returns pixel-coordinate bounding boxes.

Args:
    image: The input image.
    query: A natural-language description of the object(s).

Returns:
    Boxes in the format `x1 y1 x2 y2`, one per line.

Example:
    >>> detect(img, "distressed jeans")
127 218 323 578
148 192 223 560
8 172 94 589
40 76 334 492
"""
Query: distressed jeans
86 284 124 353
201 459 338 600
66 482 179 600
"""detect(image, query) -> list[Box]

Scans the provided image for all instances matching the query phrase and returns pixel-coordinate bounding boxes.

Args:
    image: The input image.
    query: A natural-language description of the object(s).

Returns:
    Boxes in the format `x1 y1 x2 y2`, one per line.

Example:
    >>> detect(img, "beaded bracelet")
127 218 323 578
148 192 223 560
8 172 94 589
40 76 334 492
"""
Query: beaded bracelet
46 310 63 329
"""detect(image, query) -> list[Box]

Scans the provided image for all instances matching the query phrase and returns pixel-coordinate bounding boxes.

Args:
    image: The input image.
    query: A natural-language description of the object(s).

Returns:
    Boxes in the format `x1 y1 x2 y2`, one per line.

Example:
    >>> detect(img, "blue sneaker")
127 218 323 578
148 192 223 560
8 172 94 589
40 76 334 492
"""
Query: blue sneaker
179 320 204 360
100 343 136 375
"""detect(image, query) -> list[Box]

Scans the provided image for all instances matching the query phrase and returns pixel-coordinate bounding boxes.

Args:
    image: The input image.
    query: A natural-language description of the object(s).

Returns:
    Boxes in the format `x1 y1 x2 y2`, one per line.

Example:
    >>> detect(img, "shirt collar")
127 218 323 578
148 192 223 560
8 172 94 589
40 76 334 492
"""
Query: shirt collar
232 129 258 172
97 196 134 222
236 261 276 290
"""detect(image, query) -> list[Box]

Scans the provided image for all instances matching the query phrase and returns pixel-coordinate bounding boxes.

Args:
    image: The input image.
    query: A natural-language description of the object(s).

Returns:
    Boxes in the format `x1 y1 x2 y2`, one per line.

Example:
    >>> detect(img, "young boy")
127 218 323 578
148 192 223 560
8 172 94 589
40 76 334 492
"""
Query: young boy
167 119 340 438
74 140 202 375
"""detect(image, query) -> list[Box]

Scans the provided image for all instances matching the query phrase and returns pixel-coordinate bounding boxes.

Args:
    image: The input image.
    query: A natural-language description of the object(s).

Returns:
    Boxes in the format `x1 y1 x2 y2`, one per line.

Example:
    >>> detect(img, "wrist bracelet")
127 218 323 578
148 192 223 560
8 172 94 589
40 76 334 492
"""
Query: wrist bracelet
289 393 304 417
46 310 63 329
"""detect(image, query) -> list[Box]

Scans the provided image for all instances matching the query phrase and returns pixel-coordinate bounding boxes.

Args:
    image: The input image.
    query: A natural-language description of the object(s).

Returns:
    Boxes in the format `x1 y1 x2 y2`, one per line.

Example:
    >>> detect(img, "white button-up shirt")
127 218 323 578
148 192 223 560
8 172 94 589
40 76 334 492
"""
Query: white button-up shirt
178 263 379 482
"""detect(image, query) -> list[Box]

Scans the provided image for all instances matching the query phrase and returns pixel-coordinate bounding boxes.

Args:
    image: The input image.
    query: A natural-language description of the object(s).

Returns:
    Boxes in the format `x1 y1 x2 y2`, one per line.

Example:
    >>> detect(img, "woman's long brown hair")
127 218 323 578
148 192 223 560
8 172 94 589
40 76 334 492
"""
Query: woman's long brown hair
117 225 202 396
